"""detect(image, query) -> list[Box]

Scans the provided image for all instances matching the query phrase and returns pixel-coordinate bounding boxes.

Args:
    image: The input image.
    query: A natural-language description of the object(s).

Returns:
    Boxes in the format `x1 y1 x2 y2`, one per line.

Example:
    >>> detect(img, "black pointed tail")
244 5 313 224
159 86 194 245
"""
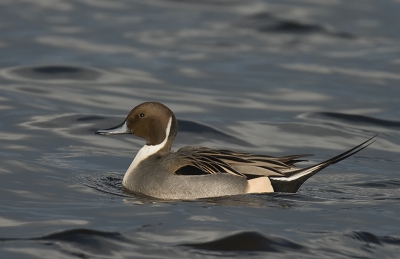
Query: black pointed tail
269 135 377 193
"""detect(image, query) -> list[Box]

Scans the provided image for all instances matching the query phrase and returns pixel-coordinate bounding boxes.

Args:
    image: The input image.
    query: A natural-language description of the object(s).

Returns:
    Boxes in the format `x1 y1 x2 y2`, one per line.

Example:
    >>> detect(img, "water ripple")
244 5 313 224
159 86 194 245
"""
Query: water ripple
182 231 307 252
236 12 355 38
1 65 102 82
348 179 400 189
307 112 400 129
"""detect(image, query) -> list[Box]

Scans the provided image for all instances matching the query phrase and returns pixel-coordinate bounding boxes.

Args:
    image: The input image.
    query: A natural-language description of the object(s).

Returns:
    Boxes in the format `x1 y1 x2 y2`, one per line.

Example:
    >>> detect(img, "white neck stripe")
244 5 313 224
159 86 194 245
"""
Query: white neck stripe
123 117 172 185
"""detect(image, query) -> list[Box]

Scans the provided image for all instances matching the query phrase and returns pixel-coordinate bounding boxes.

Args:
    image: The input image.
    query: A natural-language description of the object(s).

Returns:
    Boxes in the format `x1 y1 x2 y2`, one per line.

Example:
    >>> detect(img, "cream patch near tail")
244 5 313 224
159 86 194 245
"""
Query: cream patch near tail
246 177 274 193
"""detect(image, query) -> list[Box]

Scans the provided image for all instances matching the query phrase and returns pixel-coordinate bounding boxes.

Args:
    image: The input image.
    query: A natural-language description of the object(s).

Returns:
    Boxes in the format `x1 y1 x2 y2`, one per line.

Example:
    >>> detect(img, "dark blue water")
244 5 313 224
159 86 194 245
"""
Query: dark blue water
1 0 400 258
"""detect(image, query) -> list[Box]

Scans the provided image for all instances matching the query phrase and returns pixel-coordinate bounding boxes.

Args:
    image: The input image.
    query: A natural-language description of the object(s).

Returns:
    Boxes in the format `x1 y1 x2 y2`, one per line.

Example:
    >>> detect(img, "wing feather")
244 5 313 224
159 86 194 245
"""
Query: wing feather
174 146 308 178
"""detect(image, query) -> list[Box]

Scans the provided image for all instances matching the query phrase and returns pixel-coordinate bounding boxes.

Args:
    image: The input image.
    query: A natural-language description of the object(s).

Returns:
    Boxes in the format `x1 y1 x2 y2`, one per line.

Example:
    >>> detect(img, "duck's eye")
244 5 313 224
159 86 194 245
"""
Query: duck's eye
139 113 145 118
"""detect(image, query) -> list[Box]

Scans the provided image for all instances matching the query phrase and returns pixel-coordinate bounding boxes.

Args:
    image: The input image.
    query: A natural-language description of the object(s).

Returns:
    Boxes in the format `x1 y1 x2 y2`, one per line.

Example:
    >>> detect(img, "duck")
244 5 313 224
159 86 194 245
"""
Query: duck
95 102 375 200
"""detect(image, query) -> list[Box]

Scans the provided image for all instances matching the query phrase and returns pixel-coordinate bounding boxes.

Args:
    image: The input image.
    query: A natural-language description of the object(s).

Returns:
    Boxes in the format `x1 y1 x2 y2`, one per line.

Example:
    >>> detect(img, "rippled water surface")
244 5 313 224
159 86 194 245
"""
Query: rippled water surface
1 0 400 258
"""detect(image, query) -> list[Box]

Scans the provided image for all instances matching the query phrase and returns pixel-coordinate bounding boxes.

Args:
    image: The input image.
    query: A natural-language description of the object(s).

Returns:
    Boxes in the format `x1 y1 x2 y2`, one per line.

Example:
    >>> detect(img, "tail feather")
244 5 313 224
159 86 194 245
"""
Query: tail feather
269 135 377 193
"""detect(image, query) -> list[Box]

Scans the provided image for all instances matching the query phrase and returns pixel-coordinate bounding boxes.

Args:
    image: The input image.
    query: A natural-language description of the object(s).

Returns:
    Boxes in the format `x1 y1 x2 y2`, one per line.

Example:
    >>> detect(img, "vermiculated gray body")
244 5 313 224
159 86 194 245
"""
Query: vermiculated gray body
122 154 248 199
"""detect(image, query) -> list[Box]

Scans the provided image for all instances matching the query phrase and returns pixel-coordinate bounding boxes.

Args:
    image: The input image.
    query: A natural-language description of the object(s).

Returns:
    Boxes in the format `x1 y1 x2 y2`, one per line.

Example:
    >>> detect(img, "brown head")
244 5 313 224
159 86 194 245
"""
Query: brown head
96 102 178 148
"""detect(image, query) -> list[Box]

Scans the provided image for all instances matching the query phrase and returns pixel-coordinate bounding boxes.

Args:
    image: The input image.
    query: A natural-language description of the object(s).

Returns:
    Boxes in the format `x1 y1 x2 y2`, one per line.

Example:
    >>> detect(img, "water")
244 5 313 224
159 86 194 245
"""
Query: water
1 0 400 258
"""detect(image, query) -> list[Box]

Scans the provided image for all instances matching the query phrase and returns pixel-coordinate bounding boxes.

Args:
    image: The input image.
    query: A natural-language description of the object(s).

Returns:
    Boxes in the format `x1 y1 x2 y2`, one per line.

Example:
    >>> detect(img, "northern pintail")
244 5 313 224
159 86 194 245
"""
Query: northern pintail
96 102 375 200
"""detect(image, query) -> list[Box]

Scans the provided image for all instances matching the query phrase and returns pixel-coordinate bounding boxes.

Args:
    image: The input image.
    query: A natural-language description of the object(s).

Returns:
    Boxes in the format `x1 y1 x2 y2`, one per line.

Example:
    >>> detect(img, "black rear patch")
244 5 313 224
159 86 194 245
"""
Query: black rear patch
175 165 207 175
